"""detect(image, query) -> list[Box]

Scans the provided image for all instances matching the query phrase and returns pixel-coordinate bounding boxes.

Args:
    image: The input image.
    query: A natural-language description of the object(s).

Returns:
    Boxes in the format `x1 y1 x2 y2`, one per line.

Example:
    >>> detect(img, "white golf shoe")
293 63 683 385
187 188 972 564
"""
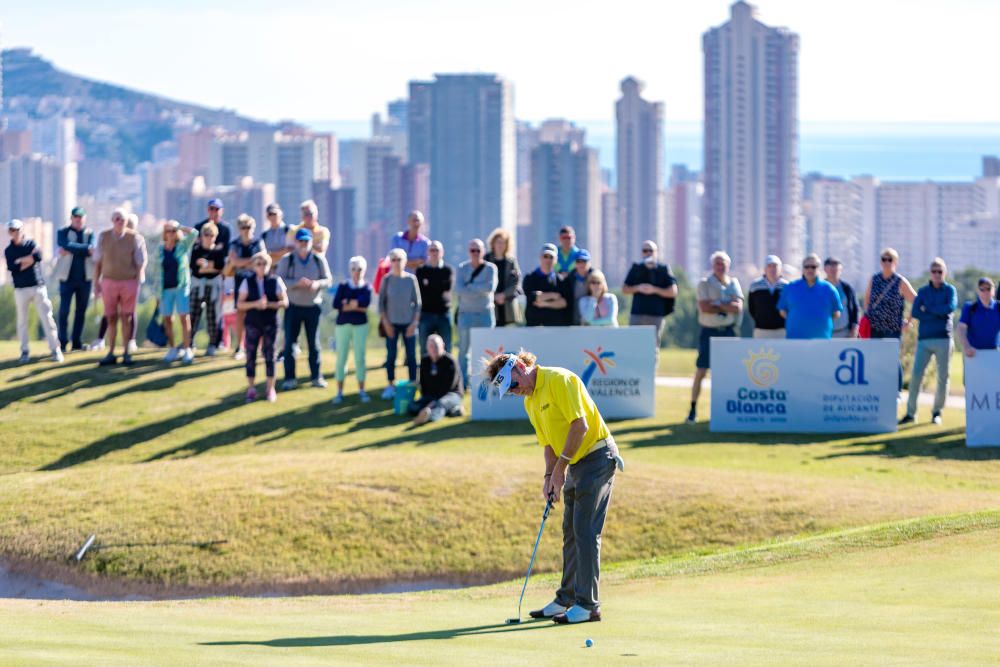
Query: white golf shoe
163 347 180 363
529 600 569 619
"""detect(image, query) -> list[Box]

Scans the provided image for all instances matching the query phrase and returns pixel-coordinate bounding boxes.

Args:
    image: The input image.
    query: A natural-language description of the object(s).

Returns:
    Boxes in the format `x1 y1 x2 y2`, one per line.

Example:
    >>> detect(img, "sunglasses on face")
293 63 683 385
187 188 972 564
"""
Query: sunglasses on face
642 248 654 254
881 257 894 262
469 248 481 254
301 211 314 217
803 265 818 270
560 234 572 240
980 286 994 292
429 248 440 253
239 225 252 230
208 206 220 211
351 267 362 271
931 269 943 274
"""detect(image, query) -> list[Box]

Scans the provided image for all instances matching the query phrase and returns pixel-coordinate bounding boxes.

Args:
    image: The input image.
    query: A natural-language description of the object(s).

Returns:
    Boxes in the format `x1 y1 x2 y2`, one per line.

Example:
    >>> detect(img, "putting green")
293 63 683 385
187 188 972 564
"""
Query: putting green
2 516 998 666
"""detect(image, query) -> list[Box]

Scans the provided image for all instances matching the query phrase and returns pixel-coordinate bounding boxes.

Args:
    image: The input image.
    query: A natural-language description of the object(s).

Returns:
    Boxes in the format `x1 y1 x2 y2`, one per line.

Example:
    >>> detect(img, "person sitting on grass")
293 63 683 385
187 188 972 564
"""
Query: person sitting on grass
237 252 288 403
410 334 464 425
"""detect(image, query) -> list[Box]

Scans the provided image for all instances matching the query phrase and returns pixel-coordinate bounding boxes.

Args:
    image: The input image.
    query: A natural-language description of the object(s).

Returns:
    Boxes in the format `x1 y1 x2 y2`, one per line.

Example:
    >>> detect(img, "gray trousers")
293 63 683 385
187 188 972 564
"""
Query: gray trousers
629 313 666 365
555 443 616 611
906 337 952 417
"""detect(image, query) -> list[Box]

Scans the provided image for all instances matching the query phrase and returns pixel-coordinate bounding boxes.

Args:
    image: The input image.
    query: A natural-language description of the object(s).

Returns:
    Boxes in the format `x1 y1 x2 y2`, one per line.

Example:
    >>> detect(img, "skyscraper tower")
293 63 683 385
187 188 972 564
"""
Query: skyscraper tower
615 77 664 266
425 74 516 261
702 1 803 277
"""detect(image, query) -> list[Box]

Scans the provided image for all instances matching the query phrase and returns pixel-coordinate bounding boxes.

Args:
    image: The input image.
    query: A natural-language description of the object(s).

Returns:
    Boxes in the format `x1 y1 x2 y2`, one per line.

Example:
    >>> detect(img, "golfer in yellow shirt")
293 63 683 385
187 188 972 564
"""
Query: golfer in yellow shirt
485 349 624 625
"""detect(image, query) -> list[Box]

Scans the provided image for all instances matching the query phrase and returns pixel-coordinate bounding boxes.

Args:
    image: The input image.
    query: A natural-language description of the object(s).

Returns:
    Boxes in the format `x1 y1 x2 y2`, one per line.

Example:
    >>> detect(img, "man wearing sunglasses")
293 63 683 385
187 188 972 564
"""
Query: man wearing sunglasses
900 258 957 426
484 350 623 625
777 253 843 340
957 276 1000 360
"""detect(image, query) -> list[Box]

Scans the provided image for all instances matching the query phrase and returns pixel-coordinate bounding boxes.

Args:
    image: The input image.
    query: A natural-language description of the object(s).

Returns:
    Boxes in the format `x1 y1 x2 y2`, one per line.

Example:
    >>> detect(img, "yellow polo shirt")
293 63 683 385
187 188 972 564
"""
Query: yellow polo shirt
287 223 331 254
524 366 610 464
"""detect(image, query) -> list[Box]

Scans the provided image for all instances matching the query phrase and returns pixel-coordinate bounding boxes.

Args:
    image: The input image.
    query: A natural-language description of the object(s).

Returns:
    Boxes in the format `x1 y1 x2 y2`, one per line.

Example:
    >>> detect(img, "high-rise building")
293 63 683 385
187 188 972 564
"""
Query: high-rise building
30 116 76 164
803 175 1000 282
983 155 1000 178
177 126 222 183
407 82 433 166
0 154 77 238
138 159 179 219
616 76 665 264
311 181 357 281
165 176 274 226
425 74 516 262
0 128 32 160
207 130 337 210
529 127 601 269
601 190 625 285
703 1 802 279
665 165 703 279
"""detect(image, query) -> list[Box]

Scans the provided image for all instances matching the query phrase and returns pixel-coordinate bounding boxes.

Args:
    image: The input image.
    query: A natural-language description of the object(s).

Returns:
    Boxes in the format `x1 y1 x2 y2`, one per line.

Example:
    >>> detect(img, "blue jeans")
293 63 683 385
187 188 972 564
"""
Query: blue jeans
458 310 496 389
284 304 322 381
385 322 417 383
58 280 91 349
419 312 452 354
906 337 951 417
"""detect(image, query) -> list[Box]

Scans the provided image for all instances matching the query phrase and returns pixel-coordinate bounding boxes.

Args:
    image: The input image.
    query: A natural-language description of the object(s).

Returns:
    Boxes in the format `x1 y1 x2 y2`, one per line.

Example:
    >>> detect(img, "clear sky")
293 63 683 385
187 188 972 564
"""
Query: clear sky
2 0 996 124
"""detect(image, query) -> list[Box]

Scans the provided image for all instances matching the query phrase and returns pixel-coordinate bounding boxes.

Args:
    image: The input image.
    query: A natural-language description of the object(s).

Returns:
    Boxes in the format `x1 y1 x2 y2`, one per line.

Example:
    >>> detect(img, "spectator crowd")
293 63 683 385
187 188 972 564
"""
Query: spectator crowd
6 201 1000 427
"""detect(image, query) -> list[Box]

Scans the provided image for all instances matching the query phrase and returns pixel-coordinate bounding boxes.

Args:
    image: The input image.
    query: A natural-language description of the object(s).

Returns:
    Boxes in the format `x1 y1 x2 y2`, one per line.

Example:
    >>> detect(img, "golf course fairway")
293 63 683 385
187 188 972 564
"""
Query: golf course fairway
3 513 998 666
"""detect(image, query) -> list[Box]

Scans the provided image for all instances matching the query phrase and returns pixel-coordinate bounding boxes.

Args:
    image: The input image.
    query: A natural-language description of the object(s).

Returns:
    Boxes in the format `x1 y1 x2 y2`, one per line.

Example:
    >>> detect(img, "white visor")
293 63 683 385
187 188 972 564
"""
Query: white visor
491 355 518 399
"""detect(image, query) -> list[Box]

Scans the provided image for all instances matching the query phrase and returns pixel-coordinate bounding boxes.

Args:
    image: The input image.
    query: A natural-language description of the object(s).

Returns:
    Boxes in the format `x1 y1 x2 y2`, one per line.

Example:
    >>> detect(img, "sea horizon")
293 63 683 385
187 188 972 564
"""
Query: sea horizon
307 120 1000 183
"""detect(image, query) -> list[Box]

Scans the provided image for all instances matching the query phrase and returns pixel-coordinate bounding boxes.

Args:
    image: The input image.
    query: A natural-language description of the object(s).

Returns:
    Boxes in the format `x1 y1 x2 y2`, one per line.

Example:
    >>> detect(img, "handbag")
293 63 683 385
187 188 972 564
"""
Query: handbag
145 300 168 347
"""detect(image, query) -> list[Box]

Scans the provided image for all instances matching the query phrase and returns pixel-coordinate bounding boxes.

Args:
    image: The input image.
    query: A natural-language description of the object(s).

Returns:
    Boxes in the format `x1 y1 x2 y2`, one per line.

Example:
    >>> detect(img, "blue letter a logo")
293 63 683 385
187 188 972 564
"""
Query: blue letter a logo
835 348 868 386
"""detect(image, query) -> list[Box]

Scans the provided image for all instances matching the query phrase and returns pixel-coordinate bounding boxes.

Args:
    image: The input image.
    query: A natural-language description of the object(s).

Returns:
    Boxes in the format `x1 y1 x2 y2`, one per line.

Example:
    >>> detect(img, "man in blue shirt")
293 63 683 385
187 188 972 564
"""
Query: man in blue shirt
55 206 95 352
957 277 1000 357
777 253 843 339
390 210 430 272
900 258 958 426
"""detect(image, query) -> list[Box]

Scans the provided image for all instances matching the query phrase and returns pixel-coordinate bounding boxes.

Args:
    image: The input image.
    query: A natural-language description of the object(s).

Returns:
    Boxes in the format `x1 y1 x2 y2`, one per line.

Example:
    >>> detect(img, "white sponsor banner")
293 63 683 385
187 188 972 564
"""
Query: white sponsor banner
710 338 899 433
964 350 1000 447
470 327 656 421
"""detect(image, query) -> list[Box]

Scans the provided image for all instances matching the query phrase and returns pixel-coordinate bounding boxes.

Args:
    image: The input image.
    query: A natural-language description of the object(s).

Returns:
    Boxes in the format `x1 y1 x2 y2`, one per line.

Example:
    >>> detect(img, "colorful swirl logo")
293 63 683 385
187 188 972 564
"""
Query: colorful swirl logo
743 348 780 388
581 347 616 387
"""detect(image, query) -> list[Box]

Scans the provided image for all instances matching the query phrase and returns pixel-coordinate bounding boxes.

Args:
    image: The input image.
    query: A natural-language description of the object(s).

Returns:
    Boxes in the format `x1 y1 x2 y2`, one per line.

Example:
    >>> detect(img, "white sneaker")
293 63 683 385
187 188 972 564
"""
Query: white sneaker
311 377 328 389
126 339 138 354
89 338 105 352
381 385 396 400
205 345 218 357
181 348 194 364
552 604 601 624
234 348 245 361
529 600 569 619
51 349 65 363
164 347 180 363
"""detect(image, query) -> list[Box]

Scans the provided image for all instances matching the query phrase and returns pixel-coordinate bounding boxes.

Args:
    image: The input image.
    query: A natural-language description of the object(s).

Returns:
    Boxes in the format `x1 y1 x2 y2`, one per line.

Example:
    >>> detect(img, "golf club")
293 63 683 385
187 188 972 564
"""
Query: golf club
505 494 555 624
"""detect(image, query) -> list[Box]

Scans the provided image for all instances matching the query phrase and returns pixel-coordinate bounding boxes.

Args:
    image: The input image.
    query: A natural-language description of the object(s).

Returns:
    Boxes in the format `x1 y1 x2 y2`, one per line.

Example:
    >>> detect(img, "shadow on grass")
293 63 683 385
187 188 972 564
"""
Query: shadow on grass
200 620 553 648
77 363 239 408
0 361 163 410
339 413 534 451
616 420 1000 461
39 393 246 470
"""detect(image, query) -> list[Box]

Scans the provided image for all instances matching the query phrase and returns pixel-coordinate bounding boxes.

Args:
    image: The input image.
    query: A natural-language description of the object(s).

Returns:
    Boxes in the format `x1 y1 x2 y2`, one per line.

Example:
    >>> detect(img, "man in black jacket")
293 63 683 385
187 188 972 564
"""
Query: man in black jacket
411 334 464 425
523 243 572 326
415 241 454 353
824 257 859 338
748 254 788 338
623 240 678 361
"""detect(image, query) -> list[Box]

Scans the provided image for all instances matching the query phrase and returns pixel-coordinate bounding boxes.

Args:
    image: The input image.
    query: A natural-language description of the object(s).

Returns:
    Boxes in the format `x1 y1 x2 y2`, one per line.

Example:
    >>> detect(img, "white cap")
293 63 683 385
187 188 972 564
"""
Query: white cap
7 219 23 231
764 254 782 267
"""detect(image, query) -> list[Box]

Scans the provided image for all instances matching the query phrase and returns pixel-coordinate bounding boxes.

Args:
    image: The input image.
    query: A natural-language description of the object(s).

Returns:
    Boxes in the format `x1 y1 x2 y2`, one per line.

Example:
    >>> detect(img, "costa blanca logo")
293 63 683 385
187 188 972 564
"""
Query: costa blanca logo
581 347 616 387
743 348 780 388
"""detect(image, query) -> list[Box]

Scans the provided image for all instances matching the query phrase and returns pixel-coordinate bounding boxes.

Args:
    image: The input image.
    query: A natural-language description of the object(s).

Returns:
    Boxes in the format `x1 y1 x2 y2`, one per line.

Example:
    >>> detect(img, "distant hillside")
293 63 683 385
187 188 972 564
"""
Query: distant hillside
1 48 280 169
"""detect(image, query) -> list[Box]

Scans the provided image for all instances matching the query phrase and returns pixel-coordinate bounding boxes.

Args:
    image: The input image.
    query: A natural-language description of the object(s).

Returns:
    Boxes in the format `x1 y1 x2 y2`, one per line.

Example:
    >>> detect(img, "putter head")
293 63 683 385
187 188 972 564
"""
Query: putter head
505 618 521 625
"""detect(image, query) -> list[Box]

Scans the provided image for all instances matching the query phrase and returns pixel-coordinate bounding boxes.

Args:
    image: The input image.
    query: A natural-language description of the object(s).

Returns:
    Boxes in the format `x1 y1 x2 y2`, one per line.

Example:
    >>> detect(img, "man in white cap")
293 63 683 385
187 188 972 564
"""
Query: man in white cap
483 349 624 625
747 254 788 339
5 220 62 363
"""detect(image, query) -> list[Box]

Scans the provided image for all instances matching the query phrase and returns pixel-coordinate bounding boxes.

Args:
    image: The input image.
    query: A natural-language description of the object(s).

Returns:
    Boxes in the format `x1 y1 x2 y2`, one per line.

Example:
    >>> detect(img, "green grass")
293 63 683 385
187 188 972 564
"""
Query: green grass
2 511 998 665
2 340 999 593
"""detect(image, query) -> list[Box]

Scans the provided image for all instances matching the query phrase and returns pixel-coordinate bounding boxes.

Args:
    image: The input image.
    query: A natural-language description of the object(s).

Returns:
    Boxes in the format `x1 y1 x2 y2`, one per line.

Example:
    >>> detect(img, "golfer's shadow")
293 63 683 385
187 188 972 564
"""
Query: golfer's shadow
201 620 552 648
